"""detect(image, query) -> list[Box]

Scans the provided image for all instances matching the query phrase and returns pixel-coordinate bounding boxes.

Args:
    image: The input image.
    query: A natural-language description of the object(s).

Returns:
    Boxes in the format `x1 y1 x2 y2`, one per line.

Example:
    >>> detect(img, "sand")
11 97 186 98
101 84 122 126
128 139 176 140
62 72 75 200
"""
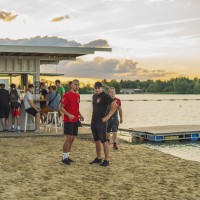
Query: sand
0 136 200 200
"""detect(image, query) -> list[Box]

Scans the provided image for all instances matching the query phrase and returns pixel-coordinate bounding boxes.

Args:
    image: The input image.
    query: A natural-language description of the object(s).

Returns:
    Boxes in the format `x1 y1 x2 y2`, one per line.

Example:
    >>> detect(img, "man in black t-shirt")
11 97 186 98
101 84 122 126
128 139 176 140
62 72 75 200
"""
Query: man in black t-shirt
0 83 10 131
40 82 48 109
90 82 117 167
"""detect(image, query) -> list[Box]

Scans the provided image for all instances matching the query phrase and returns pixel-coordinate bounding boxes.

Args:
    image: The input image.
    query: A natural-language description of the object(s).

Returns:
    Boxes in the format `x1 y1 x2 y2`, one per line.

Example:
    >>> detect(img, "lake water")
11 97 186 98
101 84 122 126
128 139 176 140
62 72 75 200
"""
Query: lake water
80 94 200 162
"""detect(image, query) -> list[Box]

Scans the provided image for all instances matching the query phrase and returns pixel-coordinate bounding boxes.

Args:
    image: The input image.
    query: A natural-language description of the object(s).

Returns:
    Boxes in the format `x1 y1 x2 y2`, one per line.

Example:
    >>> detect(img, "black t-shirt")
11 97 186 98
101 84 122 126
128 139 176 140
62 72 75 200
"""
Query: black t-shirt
41 89 48 97
0 89 10 106
40 88 48 107
92 92 114 122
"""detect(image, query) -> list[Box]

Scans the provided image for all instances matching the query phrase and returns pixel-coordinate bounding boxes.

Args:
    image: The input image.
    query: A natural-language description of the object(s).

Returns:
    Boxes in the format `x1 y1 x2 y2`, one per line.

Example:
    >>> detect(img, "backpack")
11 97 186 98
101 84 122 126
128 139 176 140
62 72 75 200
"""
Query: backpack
10 89 19 103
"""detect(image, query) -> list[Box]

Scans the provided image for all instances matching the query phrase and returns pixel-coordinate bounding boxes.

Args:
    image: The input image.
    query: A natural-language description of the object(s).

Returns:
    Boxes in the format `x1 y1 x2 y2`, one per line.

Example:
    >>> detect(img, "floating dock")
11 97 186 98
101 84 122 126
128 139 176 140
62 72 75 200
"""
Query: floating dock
130 125 200 142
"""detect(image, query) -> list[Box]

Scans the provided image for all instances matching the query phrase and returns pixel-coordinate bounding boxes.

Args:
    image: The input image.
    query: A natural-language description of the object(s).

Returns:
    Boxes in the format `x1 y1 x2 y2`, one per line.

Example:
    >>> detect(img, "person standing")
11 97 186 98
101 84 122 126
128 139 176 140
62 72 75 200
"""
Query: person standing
106 87 123 149
40 82 48 109
0 83 10 131
90 82 117 167
23 84 40 132
59 79 84 165
55 80 65 99
9 83 21 132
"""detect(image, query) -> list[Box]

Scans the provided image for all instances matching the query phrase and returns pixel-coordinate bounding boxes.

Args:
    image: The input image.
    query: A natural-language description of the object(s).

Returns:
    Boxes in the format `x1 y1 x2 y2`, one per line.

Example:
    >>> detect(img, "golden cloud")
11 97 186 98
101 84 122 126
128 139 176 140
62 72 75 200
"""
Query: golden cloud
51 15 70 22
0 11 18 22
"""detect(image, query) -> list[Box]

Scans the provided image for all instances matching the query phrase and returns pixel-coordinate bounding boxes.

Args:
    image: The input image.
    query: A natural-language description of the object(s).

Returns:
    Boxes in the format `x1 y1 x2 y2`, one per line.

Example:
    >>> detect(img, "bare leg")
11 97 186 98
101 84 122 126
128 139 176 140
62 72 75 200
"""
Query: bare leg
17 116 20 127
69 137 75 151
106 132 110 141
12 115 15 127
35 113 40 130
112 132 117 143
95 140 102 159
103 141 109 160
1 118 5 130
63 135 74 152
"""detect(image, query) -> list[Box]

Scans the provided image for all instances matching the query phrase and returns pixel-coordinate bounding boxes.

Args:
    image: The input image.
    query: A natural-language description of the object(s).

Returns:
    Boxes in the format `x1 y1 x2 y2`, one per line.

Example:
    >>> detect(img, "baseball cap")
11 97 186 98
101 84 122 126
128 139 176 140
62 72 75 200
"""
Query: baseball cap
94 82 103 87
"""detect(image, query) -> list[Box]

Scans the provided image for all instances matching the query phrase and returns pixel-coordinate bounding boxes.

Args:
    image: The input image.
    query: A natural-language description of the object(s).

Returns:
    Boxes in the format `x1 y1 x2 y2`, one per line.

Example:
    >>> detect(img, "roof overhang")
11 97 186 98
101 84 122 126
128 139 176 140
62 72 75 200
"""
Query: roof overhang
0 45 112 64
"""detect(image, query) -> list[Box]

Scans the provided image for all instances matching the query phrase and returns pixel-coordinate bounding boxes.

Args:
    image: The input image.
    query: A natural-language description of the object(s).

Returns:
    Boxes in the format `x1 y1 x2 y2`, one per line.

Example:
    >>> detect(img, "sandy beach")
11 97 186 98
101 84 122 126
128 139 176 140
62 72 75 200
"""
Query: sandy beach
0 135 200 200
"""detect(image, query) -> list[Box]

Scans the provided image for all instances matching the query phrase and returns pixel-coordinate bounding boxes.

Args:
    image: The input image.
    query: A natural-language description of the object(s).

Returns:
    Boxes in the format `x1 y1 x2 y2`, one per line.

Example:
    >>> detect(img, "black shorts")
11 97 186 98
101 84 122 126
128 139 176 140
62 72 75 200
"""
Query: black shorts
64 121 78 136
107 118 119 133
0 105 10 119
91 122 107 143
11 102 21 110
25 107 38 117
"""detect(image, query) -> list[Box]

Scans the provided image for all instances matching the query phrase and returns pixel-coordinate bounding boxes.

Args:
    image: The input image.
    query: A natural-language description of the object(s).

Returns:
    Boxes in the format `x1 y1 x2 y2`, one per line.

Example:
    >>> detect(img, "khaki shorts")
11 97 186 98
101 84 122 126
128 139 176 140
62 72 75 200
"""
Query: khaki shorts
41 106 55 114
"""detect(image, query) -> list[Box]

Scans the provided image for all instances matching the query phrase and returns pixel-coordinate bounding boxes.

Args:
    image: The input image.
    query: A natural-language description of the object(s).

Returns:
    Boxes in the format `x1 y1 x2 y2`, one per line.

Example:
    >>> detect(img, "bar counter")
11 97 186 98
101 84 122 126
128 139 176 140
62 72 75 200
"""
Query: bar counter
0 99 47 131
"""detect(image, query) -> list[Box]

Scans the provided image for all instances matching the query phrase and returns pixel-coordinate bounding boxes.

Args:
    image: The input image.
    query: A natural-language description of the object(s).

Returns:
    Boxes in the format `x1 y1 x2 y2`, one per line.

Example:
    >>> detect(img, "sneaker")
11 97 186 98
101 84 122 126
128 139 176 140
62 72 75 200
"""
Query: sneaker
100 160 109 167
61 158 71 165
113 143 118 150
34 129 40 133
13 128 20 132
68 158 75 163
9 127 15 132
90 157 102 164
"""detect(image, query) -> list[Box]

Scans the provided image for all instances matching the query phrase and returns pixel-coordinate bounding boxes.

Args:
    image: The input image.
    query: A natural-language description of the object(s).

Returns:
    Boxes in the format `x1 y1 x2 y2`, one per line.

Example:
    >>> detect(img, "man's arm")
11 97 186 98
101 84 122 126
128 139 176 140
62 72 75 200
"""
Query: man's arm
79 112 84 121
45 100 49 107
45 94 49 106
59 104 75 120
28 100 40 112
102 101 117 122
118 106 123 123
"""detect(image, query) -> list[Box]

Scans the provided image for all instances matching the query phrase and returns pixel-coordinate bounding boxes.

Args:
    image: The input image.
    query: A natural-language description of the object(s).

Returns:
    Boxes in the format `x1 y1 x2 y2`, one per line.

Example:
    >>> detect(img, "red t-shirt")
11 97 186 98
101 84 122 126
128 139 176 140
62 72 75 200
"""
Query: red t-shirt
114 97 121 107
61 91 80 122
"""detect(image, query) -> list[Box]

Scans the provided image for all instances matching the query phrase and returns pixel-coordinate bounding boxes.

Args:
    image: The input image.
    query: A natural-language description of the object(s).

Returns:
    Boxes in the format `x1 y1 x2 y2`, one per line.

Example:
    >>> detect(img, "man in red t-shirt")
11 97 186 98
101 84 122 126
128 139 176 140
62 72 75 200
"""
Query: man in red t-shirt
106 87 123 150
59 79 84 165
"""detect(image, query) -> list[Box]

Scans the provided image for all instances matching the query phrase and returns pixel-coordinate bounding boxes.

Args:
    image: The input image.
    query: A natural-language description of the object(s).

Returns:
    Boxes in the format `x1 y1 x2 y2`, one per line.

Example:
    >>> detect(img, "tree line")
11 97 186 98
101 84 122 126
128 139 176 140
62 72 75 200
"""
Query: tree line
63 77 200 94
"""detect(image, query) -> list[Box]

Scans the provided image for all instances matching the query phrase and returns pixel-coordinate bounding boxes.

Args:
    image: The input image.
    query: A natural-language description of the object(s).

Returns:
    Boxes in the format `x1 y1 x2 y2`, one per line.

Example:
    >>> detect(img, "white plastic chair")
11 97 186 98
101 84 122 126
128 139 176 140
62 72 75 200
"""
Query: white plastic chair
24 112 35 132
45 111 62 133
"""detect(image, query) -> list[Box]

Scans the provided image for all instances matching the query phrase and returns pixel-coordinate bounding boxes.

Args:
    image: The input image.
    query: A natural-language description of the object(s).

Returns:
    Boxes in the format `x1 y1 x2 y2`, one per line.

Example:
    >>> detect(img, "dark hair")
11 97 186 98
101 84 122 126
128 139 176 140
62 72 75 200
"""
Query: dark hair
40 82 45 86
94 81 103 87
55 80 61 84
1 83 5 89
51 85 57 91
28 84 34 89
10 83 16 89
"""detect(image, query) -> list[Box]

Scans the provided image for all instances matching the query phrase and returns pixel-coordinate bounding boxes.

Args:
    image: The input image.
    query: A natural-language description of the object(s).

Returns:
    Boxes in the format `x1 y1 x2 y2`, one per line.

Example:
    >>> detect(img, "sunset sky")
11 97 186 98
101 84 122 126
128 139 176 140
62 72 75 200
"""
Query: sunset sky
0 0 200 82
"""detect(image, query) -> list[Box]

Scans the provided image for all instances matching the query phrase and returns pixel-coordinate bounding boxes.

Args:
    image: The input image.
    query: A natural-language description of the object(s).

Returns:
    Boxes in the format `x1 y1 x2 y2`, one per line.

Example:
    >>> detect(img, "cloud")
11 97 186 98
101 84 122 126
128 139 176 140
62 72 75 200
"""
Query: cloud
51 15 70 22
84 39 109 48
0 36 109 48
0 11 18 22
41 57 175 80
147 0 174 3
146 28 181 36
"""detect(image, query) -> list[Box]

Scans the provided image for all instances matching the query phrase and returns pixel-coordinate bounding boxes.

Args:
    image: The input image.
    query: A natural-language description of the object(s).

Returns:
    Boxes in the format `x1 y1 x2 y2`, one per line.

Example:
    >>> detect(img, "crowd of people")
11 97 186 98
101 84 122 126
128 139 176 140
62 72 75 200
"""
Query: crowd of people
0 80 65 132
0 79 123 167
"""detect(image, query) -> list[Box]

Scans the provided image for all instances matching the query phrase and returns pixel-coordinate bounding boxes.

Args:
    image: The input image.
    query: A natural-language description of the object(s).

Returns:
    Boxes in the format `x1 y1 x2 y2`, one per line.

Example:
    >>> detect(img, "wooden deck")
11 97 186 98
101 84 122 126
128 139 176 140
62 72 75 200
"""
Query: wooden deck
131 125 200 135
130 125 200 141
